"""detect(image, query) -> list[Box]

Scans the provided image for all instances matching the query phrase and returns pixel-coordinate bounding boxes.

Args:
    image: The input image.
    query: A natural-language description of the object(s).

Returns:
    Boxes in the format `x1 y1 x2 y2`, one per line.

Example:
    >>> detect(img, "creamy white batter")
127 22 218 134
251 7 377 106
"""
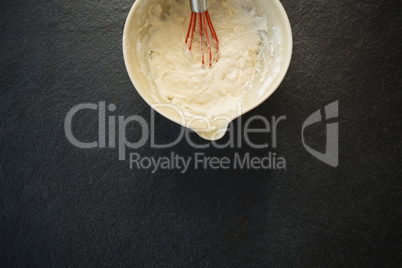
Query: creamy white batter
142 0 270 120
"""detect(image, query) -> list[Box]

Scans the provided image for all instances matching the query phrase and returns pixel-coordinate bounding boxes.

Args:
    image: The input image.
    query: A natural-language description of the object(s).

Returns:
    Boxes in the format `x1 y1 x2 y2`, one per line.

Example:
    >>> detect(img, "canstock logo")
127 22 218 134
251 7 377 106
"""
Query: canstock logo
302 101 339 167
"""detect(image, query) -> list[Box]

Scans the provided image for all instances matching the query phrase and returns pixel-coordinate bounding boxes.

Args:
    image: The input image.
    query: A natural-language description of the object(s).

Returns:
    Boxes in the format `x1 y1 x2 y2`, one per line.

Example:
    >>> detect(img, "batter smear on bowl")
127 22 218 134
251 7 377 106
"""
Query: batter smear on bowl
141 0 271 120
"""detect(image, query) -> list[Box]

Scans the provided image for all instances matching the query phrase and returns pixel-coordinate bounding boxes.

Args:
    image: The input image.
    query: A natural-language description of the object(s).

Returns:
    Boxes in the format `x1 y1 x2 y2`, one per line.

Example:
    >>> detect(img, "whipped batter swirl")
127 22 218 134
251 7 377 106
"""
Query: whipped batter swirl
142 0 270 120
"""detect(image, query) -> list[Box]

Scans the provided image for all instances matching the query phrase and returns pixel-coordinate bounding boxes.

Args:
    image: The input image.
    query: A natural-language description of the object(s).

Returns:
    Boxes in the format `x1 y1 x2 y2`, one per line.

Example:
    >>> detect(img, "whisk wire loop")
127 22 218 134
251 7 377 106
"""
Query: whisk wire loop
185 2 219 67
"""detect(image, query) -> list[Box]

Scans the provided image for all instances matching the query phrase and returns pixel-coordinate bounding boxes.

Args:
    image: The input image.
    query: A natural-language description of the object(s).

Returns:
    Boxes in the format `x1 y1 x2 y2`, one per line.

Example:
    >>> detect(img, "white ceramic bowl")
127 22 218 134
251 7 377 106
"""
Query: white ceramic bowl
123 0 292 140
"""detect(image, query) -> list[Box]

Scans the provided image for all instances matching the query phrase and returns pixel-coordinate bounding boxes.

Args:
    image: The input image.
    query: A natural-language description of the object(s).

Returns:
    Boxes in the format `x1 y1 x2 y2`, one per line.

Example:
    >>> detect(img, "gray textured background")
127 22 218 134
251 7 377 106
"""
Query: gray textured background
1 0 401 267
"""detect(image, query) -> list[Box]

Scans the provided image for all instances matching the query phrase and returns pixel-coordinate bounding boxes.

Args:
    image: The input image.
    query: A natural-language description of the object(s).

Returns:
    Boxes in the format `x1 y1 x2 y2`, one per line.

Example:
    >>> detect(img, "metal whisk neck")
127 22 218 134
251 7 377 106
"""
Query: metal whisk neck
190 0 209 13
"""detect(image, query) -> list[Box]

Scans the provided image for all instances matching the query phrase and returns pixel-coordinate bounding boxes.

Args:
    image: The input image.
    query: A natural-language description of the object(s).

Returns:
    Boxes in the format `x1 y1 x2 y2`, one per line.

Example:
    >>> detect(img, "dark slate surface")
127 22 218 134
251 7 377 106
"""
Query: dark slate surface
1 0 401 267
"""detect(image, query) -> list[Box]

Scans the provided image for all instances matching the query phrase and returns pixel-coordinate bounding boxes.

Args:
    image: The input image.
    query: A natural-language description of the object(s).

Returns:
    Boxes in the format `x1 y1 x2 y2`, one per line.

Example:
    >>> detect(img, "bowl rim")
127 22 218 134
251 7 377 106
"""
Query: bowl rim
122 0 293 132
